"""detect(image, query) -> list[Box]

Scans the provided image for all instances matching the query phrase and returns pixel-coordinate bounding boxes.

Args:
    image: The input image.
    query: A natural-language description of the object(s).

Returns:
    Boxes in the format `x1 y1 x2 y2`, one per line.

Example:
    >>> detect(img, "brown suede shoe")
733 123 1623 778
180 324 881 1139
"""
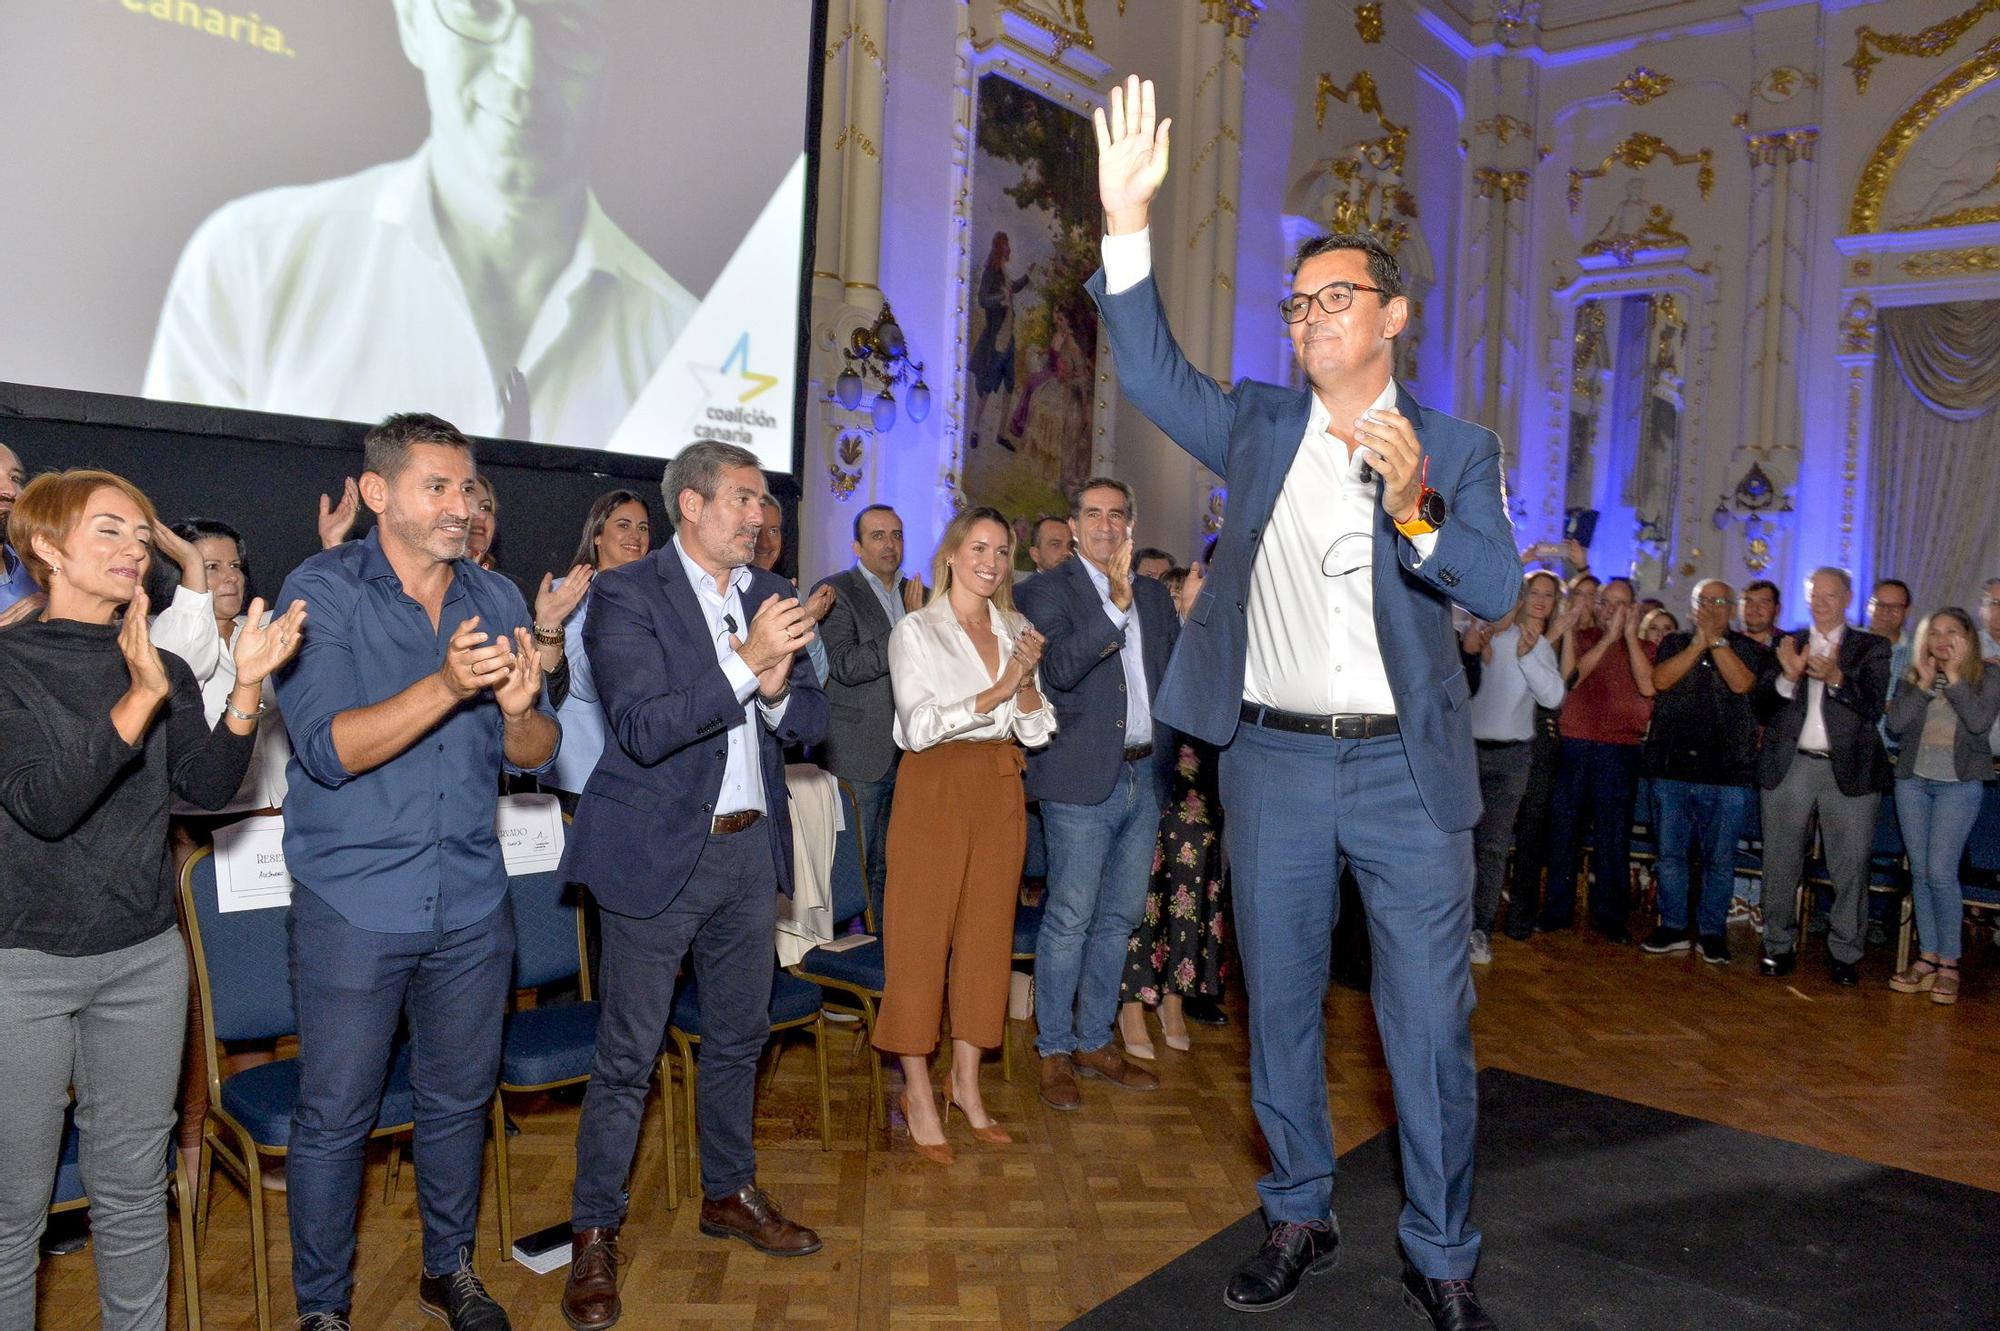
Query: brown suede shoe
1073 1042 1161 1091
698 1185 823 1257
1039 1053 1082 1111
561 1226 621 1331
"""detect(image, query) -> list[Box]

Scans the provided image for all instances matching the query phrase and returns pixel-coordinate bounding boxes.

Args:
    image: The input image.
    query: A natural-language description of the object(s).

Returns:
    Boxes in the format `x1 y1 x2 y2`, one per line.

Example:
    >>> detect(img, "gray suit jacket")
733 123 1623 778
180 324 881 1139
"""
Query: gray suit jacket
811 566 911 783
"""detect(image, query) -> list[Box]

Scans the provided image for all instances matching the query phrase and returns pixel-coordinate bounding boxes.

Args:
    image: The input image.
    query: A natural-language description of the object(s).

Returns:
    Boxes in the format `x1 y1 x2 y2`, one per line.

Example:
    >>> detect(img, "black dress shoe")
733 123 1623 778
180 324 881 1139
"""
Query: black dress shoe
1183 995 1229 1026
1222 1219 1339 1312
1401 1261 1497 1330
418 1246 511 1330
1829 958 1860 987
1759 951 1796 978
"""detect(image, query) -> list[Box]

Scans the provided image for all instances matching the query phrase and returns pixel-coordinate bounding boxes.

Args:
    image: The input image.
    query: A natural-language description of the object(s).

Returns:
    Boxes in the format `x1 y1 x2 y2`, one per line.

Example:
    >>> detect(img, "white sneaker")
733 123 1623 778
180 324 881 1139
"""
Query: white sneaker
1727 897 1750 923
1468 930 1492 966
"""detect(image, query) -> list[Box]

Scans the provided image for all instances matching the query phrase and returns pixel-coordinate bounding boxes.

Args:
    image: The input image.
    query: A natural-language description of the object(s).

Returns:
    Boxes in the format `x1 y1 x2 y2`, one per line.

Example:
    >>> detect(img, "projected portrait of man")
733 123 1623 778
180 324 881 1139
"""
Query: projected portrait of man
143 0 697 449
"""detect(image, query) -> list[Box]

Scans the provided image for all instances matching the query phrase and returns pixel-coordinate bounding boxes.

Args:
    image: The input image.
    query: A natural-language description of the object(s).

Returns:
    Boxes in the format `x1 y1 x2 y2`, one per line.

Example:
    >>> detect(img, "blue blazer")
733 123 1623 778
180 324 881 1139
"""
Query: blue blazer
1017 556 1179 806
1087 270 1520 832
559 548 828 917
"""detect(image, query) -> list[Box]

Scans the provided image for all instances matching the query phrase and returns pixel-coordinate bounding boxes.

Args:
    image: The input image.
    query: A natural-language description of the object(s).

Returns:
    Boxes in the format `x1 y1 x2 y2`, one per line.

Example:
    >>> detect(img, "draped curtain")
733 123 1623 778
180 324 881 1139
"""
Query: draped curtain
1869 300 2000 616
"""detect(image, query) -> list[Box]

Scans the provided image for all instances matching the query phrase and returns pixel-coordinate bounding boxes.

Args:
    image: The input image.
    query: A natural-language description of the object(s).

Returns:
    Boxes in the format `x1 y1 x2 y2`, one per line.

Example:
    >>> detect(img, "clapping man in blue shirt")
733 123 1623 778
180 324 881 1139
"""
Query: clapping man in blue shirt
275 413 559 1331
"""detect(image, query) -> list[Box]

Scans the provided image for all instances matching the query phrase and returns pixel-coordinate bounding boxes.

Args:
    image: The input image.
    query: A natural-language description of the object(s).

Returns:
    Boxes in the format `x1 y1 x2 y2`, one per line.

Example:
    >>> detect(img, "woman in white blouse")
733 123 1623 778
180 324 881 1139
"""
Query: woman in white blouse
874 506 1052 1163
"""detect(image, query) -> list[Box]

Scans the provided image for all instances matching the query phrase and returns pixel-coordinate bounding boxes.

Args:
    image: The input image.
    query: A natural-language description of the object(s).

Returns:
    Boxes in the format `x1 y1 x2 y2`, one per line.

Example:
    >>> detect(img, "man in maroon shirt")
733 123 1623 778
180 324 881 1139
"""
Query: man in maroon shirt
1540 577 1657 942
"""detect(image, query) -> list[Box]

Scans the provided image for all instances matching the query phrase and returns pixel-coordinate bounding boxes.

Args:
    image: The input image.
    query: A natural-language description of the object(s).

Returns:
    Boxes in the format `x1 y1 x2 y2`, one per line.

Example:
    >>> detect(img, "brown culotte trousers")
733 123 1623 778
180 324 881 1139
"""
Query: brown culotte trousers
872 739 1027 1055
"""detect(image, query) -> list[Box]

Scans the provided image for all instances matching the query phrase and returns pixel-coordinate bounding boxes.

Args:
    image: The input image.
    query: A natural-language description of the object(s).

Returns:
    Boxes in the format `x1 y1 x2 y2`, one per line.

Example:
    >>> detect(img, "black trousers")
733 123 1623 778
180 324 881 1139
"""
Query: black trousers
570 826 776 1226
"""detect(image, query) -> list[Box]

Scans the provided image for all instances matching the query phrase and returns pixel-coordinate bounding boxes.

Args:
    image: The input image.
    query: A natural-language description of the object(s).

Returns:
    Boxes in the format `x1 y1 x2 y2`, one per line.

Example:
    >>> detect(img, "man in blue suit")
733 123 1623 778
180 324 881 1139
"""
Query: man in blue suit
1017 478 1179 1108
1089 78 1518 1329
558 441 828 1331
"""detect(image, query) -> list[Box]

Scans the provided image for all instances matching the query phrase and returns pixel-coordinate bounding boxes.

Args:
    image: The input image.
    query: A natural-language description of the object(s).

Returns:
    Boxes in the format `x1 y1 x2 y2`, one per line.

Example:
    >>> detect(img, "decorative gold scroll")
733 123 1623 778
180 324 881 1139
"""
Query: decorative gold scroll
1610 67 1674 105
1354 2 1383 42
1567 134 1714 214
1847 0 1999 93
1848 33 2000 233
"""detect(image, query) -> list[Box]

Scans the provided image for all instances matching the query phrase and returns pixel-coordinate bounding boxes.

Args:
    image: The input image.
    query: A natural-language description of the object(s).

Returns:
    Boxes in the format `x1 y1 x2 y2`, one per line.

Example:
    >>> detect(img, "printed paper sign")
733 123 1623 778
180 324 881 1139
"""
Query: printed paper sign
211 815 293 914
497 794 565 875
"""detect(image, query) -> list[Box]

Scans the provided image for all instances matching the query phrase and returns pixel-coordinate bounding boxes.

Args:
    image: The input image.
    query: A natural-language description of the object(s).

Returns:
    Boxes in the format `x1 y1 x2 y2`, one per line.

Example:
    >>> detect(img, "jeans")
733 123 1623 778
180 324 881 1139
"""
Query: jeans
287 888 514 1315
0 930 186 1331
1652 780 1754 937
1034 758 1163 1057
848 765 897 932
1471 742 1533 935
1895 777 1984 962
1544 739 1641 931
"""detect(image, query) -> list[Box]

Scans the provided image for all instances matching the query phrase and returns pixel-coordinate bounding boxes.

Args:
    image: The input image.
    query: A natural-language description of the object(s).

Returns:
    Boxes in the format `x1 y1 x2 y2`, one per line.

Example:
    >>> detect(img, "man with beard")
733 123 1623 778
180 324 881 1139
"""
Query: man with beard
274 412 559 1331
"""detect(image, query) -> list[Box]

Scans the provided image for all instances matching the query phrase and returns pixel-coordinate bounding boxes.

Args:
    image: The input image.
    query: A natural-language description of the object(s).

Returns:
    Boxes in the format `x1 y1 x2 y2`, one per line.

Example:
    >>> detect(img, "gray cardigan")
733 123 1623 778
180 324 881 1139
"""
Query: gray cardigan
1885 670 2000 781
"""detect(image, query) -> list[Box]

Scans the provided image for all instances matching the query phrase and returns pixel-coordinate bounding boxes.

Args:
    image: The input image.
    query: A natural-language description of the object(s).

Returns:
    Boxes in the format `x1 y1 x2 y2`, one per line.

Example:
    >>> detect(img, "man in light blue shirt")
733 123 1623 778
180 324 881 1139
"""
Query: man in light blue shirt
0 442 41 622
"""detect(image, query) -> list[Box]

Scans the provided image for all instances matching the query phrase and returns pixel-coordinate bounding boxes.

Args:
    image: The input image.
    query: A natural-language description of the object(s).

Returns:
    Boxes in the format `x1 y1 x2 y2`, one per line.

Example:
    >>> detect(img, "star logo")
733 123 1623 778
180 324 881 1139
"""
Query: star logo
722 331 779 403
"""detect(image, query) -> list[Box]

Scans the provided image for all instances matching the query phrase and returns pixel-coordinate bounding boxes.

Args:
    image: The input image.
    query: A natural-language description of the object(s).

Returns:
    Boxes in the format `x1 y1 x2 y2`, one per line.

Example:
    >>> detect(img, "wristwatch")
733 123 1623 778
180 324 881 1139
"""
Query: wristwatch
1395 487 1448 538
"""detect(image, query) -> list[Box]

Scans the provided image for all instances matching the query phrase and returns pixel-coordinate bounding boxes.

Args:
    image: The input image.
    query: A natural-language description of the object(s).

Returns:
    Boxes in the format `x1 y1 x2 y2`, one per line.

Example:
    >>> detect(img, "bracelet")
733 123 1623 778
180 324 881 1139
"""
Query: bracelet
759 684 791 706
532 623 565 646
226 695 267 723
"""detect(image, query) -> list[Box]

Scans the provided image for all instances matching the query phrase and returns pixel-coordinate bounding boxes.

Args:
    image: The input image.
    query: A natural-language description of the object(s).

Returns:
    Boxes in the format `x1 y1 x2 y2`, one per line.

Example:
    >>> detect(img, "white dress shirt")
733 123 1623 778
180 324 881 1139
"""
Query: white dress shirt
1774 623 1844 754
148 590 289 813
1078 558 1152 747
145 144 698 451
1102 227 1436 716
1468 626 1567 742
674 537 792 817
549 582 605 795
858 565 908 626
887 595 1057 752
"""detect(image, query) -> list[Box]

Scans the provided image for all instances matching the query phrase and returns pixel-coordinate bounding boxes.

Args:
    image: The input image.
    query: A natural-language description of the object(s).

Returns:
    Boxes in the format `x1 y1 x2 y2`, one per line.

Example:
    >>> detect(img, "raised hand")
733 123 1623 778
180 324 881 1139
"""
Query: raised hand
317 478 360 550
1915 651 1939 690
902 577 928 614
1107 537 1135 610
1516 623 1541 657
150 522 204 592
1175 560 1207 620
232 598 307 686
1012 625 1046 680
535 565 593 628
1095 74 1172 232
1356 408 1424 526
118 588 172 701
1946 635 1970 685
440 616 515 700
492 627 545 718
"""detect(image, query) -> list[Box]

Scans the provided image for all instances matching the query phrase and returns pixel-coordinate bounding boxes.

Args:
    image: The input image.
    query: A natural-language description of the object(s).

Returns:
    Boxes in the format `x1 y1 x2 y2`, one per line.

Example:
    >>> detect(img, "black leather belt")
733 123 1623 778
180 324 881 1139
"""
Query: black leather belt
1122 744 1154 763
1476 738 1527 750
1240 701 1400 740
711 810 763 835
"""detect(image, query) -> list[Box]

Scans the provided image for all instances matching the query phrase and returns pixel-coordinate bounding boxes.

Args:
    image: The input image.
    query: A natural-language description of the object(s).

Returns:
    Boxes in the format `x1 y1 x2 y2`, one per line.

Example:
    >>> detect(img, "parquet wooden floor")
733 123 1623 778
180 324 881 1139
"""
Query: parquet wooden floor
39 919 2000 1329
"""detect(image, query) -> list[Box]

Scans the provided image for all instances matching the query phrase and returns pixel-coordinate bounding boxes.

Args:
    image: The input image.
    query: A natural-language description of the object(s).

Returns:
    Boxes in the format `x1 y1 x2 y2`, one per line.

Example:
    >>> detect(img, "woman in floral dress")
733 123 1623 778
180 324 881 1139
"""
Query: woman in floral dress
1116 564 1229 1057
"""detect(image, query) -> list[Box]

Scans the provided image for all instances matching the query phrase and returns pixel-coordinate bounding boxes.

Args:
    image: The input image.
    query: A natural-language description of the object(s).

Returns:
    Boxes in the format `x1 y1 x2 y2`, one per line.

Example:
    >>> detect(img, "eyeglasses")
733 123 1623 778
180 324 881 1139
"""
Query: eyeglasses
1868 598 1909 611
1694 596 1733 607
1278 281 1390 324
432 0 606 73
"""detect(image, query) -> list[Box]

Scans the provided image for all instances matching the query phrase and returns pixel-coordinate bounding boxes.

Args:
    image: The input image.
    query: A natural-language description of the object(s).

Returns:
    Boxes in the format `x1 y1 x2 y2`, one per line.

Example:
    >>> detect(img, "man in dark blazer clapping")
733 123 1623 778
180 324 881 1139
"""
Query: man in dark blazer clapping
559 441 829 1331
1018 477 1179 1110
810 503 923 928
1752 566 1892 986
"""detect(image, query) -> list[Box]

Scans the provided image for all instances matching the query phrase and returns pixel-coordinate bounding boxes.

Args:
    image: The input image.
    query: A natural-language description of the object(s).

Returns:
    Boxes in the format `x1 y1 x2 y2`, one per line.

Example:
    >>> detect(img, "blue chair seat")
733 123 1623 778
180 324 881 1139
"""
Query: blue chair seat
1964 882 2000 909
500 1000 602 1088
220 1045 416 1149
669 969 822 1040
796 939 884 993
1013 901 1044 957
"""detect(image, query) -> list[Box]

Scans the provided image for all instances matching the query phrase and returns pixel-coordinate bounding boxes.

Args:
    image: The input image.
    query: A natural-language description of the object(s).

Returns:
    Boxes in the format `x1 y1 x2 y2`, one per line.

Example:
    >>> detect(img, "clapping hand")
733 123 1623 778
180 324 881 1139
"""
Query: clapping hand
317 478 360 550
1107 538 1134 611
492 628 545 718
804 582 837 623
1095 74 1172 232
1460 621 1492 659
1915 651 1939 691
737 594 815 674
231 598 308 687
1012 625 1047 683
1516 622 1541 657
1802 651 1842 689
535 565 593 629
440 616 517 700
902 577 928 614
118 588 172 702
1776 634 1807 681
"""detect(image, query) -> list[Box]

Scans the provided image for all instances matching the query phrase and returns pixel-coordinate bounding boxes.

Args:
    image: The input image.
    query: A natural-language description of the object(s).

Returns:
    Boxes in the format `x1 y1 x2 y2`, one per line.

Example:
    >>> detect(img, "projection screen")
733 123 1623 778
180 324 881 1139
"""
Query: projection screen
0 0 821 473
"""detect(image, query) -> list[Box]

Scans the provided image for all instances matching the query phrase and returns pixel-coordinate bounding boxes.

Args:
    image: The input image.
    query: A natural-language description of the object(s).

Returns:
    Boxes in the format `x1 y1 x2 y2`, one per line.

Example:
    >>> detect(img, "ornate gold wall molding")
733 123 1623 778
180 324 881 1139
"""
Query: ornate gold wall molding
823 22 885 72
1567 134 1714 214
1838 294 1876 355
1754 66 1816 102
1899 245 2000 276
1473 114 1533 145
1846 0 2000 94
997 0 1126 55
1473 167 1531 201
1848 33 2000 233
1314 71 1409 174
1610 67 1674 106
1201 0 1263 38
1354 3 1383 43
1744 127 1817 167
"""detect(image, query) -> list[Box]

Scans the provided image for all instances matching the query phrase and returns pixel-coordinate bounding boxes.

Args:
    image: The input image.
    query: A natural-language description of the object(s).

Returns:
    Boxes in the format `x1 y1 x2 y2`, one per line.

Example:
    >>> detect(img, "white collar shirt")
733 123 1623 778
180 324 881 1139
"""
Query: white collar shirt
886 596 1057 752
1777 622 1846 755
1244 381 1402 715
144 144 699 451
857 564 907 626
674 537 790 816
1078 557 1152 747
